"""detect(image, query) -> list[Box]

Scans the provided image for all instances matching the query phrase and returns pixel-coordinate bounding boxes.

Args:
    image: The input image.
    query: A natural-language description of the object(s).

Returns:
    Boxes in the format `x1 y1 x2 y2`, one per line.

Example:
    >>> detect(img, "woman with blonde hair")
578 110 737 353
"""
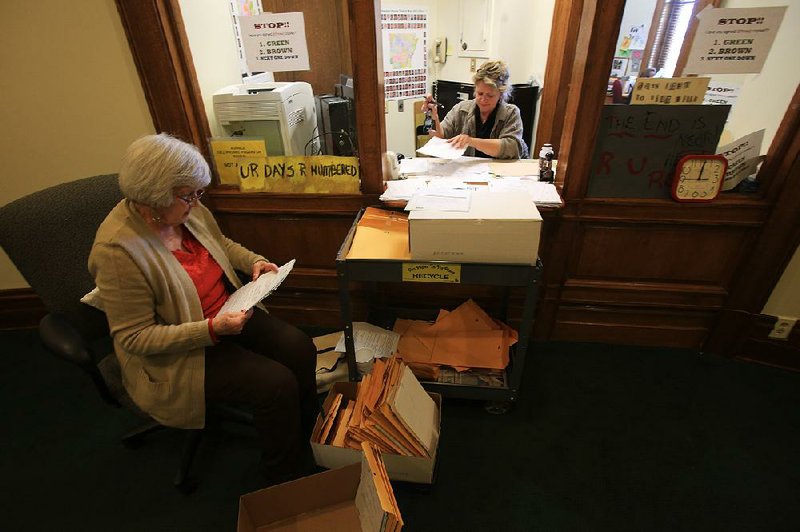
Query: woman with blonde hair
422 60 528 159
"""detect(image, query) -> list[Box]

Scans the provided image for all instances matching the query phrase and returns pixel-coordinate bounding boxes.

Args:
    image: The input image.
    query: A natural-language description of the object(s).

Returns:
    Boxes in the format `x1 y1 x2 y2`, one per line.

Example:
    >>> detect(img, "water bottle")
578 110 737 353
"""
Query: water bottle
539 143 555 182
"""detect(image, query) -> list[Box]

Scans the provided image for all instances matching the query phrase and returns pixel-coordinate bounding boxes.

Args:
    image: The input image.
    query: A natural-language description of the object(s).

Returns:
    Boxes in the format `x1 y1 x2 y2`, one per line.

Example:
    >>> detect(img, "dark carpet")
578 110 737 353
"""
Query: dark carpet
1 328 799 531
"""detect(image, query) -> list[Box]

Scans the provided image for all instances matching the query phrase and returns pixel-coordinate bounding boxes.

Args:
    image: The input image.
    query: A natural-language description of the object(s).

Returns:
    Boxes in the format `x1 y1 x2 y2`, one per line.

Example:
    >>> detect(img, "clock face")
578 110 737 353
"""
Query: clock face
672 155 727 202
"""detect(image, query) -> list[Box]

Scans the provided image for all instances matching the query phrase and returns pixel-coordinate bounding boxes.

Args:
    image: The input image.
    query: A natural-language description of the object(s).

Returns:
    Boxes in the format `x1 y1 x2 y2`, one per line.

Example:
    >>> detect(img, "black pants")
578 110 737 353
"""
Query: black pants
204 309 318 479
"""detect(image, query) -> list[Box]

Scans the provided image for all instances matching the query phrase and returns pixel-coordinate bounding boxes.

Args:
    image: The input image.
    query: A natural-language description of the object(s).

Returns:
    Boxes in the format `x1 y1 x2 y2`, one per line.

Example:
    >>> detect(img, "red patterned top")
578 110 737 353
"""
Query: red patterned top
172 228 229 320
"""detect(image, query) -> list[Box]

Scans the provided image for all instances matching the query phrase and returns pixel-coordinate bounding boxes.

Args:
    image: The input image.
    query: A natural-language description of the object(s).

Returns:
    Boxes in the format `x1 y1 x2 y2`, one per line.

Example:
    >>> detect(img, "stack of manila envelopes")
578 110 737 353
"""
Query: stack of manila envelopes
312 358 439 458
393 299 518 371
346 207 410 260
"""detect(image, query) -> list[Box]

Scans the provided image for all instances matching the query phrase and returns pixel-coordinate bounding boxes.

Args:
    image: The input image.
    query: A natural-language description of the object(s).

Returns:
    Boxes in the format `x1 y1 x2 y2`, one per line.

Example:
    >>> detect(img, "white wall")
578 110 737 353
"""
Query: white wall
177 0 246 138
0 0 154 290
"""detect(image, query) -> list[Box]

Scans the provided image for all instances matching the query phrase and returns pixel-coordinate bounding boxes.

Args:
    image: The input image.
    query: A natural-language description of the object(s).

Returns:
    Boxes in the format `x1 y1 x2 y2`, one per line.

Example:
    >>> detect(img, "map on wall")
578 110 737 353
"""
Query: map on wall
382 9 428 101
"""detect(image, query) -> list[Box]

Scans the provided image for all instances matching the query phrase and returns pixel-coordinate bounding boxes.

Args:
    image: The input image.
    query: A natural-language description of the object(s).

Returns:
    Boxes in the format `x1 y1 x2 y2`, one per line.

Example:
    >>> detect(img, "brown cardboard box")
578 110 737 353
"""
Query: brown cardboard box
237 456 399 531
312 381 440 484
408 190 542 265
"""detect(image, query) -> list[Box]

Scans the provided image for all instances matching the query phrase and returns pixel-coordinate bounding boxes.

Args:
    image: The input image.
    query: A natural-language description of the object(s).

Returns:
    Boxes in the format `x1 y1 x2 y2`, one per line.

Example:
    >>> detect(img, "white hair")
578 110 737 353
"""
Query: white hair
473 60 513 102
118 133 211 208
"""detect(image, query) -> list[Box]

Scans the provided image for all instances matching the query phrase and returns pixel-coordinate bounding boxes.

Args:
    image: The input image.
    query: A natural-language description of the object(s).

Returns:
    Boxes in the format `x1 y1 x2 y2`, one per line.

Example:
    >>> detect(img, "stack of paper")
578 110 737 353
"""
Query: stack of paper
393 299 518 372
360 443 403 532
312 358 439 458
346 207 410 260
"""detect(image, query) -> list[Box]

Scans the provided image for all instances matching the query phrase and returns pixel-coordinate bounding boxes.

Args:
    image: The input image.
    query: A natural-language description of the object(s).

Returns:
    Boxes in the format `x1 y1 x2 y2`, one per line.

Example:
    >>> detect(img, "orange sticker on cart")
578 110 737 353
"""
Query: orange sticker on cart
402 263 461 283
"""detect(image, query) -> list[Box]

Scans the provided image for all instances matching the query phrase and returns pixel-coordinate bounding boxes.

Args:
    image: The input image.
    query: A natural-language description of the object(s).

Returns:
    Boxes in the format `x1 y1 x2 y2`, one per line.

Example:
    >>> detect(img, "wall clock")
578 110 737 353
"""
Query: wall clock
671 154 728 202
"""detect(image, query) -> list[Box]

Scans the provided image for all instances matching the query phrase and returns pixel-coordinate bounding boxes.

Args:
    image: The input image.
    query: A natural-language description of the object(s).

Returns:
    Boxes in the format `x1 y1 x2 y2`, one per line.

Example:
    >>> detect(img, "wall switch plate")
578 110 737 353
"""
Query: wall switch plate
470 58 477 72
768 316 797 340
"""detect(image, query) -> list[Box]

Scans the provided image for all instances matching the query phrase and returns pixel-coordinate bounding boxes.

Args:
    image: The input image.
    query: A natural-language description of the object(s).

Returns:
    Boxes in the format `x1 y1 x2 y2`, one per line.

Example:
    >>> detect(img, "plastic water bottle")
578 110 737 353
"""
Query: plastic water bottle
539 143 555 182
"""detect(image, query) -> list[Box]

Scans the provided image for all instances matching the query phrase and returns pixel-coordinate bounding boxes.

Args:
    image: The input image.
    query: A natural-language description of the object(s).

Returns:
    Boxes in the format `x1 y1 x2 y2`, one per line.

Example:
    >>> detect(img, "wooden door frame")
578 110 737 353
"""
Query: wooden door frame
114 0 799 356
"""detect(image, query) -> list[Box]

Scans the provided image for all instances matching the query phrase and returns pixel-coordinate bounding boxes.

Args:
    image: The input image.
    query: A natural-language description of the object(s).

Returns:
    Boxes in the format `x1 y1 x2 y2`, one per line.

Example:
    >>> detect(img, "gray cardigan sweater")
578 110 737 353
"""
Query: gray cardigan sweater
439 99 529 159
89 200 266 429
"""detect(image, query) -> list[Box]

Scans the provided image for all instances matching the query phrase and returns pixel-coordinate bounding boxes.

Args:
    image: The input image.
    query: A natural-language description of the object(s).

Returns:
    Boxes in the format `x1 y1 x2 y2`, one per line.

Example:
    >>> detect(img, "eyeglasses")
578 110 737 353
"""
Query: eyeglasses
176 189 205 204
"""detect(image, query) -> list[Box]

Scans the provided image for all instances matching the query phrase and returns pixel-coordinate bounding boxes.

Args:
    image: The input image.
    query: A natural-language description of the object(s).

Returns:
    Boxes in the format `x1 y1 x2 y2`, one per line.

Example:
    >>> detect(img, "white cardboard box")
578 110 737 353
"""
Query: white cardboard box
408 191 542 265
311 381 440 484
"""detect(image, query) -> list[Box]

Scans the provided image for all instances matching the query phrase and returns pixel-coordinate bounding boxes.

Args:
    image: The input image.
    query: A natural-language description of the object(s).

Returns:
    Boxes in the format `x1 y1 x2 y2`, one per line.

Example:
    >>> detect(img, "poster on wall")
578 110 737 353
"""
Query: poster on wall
382 9 428 101
629 49 644 76
617 24 646 57
683 6 787 75
717 129 765 191
610 57 629 78
241 12 310 73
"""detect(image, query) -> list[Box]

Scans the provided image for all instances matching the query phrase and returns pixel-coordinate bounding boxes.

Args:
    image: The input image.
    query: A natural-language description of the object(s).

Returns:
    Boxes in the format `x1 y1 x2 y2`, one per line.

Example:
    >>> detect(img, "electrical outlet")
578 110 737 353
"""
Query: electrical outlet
470 58 477 72
768 316 797 340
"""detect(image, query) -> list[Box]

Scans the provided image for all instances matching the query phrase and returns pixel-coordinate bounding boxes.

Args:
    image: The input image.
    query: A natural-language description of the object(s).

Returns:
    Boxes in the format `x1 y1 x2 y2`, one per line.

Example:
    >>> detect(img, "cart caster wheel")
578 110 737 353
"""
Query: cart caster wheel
484 400 513 415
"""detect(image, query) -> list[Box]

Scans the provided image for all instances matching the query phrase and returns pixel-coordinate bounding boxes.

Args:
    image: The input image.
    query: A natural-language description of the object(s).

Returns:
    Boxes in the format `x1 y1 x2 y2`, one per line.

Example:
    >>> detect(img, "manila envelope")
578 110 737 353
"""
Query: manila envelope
347 207 411 260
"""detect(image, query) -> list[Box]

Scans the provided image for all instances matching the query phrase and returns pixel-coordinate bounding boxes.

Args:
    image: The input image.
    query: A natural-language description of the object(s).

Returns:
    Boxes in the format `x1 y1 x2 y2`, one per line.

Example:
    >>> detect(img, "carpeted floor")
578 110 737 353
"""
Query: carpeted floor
1 328 799 531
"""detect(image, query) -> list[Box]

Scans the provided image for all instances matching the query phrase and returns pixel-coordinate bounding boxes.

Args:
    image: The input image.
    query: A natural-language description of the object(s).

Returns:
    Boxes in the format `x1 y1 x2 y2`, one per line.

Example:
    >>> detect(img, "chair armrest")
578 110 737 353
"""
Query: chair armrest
39 313 93 368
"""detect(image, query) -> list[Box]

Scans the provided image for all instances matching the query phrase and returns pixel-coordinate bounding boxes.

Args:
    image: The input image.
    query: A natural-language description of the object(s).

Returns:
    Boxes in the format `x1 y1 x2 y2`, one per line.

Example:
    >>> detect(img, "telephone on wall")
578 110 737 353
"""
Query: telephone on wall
434 38 448 65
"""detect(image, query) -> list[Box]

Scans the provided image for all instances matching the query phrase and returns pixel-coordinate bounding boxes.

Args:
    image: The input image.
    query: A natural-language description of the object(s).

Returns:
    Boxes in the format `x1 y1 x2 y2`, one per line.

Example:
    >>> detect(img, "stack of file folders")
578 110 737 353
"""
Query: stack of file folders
312 357 439 459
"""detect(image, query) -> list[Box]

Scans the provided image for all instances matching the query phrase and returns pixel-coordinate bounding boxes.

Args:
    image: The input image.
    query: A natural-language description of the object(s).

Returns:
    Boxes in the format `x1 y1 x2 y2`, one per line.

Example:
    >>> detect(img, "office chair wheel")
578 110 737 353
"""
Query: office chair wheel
484 400 513 415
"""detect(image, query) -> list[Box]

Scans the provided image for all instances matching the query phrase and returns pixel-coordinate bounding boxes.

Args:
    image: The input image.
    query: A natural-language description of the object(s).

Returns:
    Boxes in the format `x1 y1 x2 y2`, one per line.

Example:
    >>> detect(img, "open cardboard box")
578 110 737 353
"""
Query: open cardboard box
238 455 399 531
312 381 441 484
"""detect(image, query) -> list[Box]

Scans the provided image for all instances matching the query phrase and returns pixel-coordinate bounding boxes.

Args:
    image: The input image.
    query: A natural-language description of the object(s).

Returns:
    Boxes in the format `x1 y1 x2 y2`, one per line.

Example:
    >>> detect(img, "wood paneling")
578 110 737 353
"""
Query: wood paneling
265 0 352 94
0 289 46 330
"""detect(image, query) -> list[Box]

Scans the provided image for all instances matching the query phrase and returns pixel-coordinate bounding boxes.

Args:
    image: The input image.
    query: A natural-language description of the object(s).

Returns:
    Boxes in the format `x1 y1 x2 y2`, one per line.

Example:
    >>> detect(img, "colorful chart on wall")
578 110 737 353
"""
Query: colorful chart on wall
587 105 731 199
382 8 428 101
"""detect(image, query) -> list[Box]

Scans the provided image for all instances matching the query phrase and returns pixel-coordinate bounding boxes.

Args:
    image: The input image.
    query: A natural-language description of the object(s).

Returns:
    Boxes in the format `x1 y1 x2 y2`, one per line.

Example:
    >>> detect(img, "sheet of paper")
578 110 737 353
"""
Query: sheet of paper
379 178 428 201
398 157 429 175
488 179 562 205
489 159 540 177
216 259 295 316
405 190 471 212
335 322 400 360
426 158 491 176
416 137 466 159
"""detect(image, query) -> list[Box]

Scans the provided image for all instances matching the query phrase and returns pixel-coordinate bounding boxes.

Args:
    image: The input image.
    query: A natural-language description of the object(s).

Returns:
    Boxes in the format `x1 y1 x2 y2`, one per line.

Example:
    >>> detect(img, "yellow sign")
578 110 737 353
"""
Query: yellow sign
402 263 461 283
631 77 710 105
209 139 268 186
238 155 361 193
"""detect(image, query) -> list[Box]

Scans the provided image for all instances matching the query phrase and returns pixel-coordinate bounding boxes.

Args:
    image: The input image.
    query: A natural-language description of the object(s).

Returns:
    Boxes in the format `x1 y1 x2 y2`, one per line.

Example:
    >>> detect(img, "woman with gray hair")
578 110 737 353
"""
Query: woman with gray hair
422 60 528 159
89 133 318 485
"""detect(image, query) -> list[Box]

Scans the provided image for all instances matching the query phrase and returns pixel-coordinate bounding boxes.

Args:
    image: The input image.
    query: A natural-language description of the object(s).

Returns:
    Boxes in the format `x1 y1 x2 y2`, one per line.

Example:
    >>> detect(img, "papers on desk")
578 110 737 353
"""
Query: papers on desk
399 156 491 178
416 136 466 159
216 259 295 316
405 189 471 212
489 178 562 206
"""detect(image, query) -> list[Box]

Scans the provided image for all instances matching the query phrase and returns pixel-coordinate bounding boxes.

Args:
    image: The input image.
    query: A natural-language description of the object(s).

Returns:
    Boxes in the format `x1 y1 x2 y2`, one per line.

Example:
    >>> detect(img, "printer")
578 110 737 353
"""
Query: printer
213 81 318 156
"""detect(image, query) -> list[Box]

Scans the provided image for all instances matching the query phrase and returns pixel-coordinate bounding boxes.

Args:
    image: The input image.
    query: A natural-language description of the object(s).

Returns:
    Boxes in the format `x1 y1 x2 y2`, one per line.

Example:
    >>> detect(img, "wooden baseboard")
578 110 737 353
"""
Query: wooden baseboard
0 288 47 330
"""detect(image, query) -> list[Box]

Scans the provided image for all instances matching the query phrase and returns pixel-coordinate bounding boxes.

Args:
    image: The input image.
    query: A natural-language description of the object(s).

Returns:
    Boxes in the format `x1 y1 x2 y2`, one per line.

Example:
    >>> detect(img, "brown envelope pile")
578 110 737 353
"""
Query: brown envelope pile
312 357 439 458
346 207 411 260
361 442 403 531
393 299 518 372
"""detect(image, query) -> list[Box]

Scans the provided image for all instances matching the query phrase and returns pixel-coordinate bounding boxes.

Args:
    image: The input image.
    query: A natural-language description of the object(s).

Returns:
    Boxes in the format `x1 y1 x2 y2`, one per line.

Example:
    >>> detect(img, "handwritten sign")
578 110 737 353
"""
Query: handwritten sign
684 6 787 74
402 263 461 283
238 155 360 193
210 138 267 186
631 77 710 105
240 12 310 72
717 129 764 191
587 105 731 199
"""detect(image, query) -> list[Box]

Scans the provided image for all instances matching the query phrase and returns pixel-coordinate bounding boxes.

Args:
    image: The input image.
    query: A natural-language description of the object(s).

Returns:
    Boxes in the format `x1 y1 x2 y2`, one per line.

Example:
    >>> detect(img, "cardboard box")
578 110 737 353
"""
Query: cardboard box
238 458 398 531
312 381 440 484
408 190 542 265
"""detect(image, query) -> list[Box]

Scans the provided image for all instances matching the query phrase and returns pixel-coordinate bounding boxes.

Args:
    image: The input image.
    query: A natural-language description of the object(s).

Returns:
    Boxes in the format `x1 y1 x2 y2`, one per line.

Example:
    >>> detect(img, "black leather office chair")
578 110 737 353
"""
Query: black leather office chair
0 174 252 492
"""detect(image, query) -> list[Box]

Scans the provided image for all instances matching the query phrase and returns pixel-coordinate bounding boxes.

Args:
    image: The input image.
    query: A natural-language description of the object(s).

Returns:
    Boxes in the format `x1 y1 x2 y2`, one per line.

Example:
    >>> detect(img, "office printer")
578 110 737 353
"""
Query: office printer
213 81 318 156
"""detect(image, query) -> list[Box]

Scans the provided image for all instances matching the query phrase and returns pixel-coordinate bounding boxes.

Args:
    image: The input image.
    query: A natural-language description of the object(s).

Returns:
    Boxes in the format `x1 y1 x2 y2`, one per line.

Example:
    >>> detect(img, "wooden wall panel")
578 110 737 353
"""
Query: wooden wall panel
571 224 755 286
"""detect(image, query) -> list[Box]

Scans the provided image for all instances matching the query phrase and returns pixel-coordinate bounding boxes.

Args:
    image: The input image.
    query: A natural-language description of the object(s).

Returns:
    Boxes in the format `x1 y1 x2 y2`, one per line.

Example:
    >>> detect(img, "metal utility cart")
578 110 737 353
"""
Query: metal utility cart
336 209 542 412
